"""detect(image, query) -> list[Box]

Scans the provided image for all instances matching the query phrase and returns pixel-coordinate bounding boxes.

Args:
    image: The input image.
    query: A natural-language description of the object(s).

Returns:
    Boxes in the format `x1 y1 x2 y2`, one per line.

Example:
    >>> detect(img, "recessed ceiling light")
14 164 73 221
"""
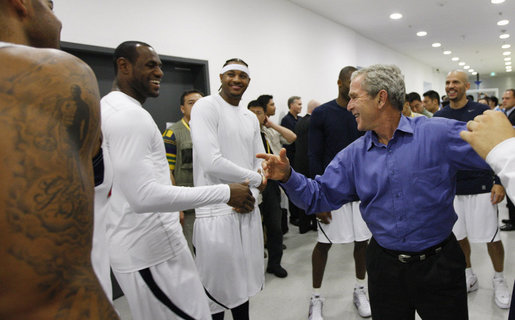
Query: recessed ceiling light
504 51 512 55
472 72 478 75
507 62 513 65
498 20 510 26
507 70 513 72
469 69 475 73
443 50 452 55
451 57 460 61
464 65 470 69
500 34 510 39
491 72 496 76
505 57 512 61
432 42 442 48
459 62 466 66
416 31 427 37
502 44 512 49
390 13 402 20
491 0 506 3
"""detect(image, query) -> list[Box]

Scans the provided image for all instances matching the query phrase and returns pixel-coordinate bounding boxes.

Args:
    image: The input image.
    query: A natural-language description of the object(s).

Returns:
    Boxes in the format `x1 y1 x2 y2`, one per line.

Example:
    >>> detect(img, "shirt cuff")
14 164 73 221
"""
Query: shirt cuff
486 137 515 173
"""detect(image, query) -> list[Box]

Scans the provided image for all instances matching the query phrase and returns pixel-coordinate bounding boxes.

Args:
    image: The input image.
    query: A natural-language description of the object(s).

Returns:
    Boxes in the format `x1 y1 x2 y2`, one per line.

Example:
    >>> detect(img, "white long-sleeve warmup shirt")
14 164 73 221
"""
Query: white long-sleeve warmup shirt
101 91 230 272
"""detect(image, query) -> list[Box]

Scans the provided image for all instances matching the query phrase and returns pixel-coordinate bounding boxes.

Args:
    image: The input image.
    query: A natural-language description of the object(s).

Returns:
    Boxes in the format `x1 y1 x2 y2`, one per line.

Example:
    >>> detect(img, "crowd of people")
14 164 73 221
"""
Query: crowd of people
2 1 515 320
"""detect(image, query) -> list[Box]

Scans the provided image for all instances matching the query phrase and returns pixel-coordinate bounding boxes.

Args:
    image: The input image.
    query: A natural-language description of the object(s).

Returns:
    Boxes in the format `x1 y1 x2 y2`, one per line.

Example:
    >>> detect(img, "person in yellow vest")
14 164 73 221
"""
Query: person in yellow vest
163 89 204 252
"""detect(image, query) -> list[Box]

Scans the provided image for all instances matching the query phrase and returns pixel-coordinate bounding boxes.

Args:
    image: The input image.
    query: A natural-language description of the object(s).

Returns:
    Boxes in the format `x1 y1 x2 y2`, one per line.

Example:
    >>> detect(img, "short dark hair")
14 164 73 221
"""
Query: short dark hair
423 90 440 103
180 89 204 106
288 96 301 109
467 95 474 102
257 95 273 109
507 89 515 97
247 100 264 112
407 92 422 103
223 58 248 67
113 41 152 75
491 95 499 106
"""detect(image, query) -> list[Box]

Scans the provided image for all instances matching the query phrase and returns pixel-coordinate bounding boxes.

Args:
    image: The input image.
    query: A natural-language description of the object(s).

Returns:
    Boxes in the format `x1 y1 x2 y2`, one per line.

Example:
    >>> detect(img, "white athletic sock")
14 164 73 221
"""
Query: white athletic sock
494 271 504 279
312 288 321 297
355 278 366 288
465 267 473 277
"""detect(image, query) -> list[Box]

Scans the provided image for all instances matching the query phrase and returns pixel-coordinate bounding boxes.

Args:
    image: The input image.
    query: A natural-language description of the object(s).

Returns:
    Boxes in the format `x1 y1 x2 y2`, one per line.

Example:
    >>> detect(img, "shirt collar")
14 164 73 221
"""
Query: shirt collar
365 115 413 150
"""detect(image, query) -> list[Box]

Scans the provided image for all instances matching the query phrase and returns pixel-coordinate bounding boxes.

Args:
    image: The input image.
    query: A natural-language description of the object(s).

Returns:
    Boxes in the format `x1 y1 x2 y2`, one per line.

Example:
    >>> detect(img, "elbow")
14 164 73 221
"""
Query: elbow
287 134 297 143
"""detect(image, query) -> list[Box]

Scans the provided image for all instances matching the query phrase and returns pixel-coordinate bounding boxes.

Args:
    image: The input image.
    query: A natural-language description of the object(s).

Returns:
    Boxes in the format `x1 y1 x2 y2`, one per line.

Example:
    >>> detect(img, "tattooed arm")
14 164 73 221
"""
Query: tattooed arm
0 46 118 319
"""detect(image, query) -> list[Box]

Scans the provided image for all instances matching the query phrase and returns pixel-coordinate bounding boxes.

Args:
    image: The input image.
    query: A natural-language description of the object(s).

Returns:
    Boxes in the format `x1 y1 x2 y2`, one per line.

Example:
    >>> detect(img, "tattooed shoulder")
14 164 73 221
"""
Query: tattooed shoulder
0 47 117 319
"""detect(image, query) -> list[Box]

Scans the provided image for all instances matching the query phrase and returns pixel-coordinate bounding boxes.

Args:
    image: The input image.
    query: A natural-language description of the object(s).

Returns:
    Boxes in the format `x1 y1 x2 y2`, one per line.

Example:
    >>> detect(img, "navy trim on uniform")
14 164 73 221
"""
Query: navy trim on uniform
317 221 333 244
491 206 500 243
138 268 195 320
203 287 229 310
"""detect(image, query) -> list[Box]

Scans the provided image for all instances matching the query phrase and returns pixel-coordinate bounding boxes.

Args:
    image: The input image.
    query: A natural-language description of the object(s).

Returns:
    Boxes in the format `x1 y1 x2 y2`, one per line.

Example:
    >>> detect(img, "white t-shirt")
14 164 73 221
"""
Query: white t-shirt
101 91 230 272
262 126 290 155
191 94 264 195
486 137 515 200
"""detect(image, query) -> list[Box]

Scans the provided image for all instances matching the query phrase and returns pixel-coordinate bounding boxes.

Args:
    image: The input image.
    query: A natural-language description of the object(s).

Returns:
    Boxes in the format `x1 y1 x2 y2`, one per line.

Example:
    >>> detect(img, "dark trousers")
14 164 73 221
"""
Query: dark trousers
367 235 468 320
507 196 515 222
259 180 283 268
298 207 316 232
288 200 301 221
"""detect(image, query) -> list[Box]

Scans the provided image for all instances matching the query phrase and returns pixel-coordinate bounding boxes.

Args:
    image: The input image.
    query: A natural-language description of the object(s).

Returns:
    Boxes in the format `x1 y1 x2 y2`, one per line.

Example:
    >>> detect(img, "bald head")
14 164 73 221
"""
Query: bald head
445 69 470 107
307 100 320 114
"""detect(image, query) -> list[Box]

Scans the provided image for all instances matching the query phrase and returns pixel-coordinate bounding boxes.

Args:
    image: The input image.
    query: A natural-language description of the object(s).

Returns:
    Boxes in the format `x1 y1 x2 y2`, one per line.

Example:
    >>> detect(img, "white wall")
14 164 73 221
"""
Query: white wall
55 0 446 121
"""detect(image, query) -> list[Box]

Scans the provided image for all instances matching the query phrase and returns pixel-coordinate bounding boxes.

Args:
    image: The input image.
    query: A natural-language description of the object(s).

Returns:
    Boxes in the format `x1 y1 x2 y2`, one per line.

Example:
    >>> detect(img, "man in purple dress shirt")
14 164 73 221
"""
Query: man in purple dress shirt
258 64 493 320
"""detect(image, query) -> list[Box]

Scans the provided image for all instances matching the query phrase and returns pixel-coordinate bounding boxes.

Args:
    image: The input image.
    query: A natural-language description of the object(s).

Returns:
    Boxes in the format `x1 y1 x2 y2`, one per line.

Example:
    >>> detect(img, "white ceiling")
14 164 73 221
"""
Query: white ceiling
289 0 515 78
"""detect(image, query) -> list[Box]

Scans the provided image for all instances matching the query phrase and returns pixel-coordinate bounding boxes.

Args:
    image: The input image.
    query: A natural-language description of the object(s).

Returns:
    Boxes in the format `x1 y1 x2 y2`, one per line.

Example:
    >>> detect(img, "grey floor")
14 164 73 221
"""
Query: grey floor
113 200 514 320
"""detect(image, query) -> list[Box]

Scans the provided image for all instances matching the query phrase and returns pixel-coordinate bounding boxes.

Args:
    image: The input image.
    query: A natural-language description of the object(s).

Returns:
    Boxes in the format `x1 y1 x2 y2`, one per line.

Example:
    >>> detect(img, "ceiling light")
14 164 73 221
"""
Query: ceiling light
507 70 513 72
459 62 466 66
390 13 402 20
498 20 509 26
506 61 513 65
464 65 470 69
502 44 511 49
443 50 452 55
472 72 478 75
432 42 442 48
416 31 427 37
504 51 512 55
500 34 510 39
491 0 506 3
491 72 496 76
469 69 475 73
505 57 512 61
451 57 460 61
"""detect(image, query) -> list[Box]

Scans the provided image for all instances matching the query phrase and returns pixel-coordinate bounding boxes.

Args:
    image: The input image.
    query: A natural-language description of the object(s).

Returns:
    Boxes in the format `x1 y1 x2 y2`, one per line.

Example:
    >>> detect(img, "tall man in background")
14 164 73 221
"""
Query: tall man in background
433 70 510 309
281 96 303 227
307 66 371 319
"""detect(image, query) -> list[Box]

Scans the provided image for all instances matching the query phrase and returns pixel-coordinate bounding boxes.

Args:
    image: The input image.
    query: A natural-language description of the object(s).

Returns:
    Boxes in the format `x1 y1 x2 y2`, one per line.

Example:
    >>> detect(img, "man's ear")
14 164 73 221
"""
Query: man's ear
117 57 131 75
9 0 30 18
377 90 388 108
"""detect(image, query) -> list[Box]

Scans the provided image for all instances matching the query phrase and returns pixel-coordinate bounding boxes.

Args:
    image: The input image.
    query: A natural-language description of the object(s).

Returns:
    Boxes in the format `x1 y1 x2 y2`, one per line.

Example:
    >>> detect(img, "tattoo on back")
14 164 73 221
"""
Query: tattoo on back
0 56 117 318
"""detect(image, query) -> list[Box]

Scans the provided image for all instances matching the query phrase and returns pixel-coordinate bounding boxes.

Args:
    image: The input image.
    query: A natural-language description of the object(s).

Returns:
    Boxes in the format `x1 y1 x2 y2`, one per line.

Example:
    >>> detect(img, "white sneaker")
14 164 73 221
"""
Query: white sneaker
466 273 479 293
493 277 511 309
353 286 372 318
308 295 324 320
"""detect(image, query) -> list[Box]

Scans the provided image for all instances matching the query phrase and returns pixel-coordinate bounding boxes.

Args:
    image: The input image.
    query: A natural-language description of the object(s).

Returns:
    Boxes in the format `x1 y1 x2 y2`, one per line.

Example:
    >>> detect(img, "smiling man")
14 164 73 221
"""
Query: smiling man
191 58 266 320
257 64 498 320
101 44 255 320
433 70 509 309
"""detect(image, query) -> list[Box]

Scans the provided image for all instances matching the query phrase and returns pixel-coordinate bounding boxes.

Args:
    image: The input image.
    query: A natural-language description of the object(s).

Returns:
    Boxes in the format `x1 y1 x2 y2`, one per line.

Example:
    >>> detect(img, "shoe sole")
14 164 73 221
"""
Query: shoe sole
495 298 510 309
467 279 479 293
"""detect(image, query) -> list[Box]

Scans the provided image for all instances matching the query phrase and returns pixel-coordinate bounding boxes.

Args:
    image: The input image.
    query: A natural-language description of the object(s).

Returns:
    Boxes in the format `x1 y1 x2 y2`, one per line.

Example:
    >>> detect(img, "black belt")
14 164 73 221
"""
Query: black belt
378 234 453 264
